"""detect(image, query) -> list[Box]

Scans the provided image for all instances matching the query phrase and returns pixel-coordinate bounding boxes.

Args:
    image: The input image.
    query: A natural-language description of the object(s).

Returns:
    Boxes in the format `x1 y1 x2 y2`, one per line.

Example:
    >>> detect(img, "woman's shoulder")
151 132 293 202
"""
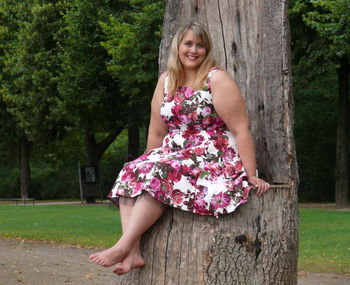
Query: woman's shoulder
210 68 233 82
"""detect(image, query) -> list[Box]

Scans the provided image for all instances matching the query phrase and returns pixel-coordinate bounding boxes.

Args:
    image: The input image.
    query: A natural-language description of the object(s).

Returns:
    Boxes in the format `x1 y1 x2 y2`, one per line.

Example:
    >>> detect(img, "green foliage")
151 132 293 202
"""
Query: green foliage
292 0 350 59
58 0 123 133
1 0 67 143
299 208 350 273
290 0 350 201
101 0 165 124
0 205 121 248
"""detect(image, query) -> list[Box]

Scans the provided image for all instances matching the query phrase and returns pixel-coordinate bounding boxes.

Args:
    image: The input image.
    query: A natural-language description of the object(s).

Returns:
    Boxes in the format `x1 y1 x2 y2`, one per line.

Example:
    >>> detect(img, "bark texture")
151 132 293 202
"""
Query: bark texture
335 58 349 207
114 0 298 284
20 134 32 199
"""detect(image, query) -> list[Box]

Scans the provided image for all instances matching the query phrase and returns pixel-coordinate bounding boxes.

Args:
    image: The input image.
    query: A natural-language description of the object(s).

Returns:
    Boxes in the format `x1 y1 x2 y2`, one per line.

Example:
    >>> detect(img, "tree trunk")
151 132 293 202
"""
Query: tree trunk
20 134 33 199
127 125 140 162
335 58 349 207
114 0 299 284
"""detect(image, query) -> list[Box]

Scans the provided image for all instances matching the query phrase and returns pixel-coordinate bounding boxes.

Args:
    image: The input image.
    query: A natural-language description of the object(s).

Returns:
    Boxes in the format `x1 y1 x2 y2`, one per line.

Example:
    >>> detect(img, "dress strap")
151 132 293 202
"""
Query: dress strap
206 67 219 90
164 74 169 95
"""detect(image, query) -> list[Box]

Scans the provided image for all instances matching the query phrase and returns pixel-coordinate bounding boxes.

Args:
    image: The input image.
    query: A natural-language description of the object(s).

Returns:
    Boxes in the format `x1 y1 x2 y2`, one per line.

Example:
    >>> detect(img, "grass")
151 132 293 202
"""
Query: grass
298 208 350 274
0 204 349 274
0 204 121 248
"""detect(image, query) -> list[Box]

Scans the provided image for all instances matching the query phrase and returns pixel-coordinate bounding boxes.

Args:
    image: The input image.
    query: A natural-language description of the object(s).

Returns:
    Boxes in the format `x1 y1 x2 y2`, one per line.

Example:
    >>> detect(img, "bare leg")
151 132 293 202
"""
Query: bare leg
89 193 165 269
113 197 145 274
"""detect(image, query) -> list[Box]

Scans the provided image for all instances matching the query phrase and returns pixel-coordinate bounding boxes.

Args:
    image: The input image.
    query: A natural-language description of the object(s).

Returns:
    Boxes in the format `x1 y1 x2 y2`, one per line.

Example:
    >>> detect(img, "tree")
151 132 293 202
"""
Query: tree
101 0 165 159
291 0 350 207
0 0 66 198
58 0 127 167
114 0 299 284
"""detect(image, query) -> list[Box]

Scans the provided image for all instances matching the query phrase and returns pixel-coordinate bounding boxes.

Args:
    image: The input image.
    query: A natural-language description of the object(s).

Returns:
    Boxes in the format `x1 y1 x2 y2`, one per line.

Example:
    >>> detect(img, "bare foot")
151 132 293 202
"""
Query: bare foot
90 245 127 267
112 251 145 275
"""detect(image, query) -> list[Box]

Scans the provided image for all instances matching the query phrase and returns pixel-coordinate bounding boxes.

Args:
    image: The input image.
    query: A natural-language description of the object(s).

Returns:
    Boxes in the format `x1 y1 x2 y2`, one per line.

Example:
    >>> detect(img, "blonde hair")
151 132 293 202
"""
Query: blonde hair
167 21 217 95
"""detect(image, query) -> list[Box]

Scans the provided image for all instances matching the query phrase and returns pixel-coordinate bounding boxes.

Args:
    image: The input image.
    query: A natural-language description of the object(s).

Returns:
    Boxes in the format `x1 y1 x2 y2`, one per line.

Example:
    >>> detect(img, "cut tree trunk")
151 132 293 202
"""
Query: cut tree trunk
114 0 298 284
335 58 349 207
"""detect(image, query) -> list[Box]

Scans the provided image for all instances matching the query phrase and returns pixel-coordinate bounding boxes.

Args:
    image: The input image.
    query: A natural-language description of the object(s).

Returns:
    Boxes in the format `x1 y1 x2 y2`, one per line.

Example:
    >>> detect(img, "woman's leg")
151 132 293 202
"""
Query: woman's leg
90 193 165 269
113 197 145 274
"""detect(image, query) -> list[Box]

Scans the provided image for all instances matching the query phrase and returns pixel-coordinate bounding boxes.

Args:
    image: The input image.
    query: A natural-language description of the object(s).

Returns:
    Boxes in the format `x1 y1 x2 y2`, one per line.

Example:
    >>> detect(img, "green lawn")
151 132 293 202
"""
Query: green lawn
0 204 121 248
298 208 350 274
0 205 349 273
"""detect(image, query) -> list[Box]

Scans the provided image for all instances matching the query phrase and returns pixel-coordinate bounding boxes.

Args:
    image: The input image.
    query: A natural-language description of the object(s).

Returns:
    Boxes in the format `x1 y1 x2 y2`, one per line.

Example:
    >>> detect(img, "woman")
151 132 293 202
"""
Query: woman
90 21 269 275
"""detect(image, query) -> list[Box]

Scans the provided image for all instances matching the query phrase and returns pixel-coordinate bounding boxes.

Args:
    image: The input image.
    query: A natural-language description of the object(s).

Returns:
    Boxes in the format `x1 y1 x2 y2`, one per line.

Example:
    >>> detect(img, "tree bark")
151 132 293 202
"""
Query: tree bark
335 57 349 207
114 0 299 284
20 134 33 199
127 125 140 162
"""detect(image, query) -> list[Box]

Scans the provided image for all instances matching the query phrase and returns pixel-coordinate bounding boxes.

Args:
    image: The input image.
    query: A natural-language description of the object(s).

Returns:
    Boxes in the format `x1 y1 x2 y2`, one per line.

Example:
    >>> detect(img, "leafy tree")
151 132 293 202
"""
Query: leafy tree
101 0 165 159
58 0 126 167
290 0 350 206
0 0 66 198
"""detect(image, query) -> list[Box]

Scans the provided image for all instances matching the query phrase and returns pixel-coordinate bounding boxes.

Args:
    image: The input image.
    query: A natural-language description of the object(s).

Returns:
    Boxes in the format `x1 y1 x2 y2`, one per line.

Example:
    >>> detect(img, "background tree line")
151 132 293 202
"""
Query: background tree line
0 0 348 205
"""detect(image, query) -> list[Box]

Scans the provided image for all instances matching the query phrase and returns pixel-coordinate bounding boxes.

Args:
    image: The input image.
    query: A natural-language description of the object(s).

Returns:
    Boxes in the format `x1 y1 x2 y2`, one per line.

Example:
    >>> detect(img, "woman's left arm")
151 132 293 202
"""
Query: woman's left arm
211 70 269 197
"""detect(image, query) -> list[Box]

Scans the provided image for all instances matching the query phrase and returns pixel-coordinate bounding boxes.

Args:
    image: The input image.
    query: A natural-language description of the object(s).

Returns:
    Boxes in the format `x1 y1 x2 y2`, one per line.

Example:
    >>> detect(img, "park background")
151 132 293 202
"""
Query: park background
0 0 348 205
0 0 349 279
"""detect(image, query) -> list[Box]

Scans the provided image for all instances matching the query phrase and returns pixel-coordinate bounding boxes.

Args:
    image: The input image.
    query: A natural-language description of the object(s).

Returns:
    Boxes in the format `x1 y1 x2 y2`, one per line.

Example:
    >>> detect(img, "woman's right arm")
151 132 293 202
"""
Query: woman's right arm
146 72 169 152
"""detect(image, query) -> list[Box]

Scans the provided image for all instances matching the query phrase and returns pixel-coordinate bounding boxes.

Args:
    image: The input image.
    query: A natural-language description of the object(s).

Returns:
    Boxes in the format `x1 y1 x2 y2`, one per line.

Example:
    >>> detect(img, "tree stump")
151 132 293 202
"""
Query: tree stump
113 186 298 285
113 0 299 284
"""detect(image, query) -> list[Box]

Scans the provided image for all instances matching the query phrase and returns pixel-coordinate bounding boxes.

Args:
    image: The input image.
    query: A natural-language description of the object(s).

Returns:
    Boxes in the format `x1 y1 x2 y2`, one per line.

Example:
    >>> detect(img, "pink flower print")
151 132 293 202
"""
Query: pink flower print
155 190 165 202
171 104 183 117
174 94 185 103
150 177 161 191
171 189 184 205
242 186 250 199
170 160 181 171
224 165 237 178
179 114 191 123
190 135 204 147
223 148 237 161
182 129 200 139
191 168 201 177
189 111 198 121
181 164 190 175
181 149 193 159
210 192 231 210
121 169 135 182
233 176 243 185
133 182 143 195
213 136 229 151
235 160 243 172
138 162 154 174
160 179 173 195
193 197 206 211
199 161 210 171
202 106 212 117
193 147 205 155
184 87 194 98
168 171 182 182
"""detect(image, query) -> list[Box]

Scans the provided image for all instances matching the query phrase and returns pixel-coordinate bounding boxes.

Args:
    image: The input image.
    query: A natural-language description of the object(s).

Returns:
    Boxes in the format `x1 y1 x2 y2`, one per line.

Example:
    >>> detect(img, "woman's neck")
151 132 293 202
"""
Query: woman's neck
181 69 198 87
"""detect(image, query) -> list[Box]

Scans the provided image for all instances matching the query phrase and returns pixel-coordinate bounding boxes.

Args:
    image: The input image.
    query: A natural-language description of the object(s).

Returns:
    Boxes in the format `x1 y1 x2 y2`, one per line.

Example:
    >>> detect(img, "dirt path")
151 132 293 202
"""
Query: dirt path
1 237 350 285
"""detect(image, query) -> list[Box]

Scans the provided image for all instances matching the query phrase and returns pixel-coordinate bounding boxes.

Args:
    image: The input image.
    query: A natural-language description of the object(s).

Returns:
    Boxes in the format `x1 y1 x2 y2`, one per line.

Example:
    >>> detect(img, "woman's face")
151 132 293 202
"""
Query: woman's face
178 29 206 71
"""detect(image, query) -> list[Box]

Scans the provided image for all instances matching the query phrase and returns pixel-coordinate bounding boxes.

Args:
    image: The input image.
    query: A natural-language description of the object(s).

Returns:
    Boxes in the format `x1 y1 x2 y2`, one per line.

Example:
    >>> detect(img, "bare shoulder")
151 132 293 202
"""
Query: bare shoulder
158 71 168 84
211 69 240 98
211 69 235 85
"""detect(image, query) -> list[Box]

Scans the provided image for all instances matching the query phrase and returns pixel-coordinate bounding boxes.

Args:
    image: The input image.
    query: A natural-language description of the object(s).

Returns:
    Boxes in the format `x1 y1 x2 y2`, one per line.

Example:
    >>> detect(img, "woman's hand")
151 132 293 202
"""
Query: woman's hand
248 176 270 198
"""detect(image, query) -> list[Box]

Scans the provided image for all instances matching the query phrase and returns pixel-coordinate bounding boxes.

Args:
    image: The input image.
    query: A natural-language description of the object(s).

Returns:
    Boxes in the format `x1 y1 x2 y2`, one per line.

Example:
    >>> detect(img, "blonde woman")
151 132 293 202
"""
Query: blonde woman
90 21 269 275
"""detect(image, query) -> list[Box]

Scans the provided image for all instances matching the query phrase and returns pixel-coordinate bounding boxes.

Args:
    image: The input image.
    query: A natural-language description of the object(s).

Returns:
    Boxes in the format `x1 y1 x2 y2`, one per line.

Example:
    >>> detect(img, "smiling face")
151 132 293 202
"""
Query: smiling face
178 29 207 71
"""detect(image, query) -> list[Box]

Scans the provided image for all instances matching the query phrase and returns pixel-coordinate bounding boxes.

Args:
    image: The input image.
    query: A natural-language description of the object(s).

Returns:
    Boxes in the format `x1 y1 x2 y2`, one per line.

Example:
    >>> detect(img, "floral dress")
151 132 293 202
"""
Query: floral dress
108 67 251 216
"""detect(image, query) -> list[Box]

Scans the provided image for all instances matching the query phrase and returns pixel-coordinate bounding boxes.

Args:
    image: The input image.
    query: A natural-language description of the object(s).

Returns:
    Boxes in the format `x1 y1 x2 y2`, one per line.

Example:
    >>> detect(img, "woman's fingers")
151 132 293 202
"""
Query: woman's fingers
248 176 270 197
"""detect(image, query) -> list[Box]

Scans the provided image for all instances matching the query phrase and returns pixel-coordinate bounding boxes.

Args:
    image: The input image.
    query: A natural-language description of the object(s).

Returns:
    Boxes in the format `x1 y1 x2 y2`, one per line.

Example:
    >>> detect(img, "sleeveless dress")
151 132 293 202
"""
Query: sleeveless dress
108 68 251 216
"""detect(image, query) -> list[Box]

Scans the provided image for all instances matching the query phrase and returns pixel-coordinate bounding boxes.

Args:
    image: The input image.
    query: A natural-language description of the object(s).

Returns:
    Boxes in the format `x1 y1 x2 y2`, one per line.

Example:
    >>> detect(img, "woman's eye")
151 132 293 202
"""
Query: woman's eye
197 44 204 48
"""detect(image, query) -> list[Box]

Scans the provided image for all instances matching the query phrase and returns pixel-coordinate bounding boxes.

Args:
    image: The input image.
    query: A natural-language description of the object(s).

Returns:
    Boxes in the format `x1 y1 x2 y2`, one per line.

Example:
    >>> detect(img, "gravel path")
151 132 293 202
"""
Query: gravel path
1 237 349 285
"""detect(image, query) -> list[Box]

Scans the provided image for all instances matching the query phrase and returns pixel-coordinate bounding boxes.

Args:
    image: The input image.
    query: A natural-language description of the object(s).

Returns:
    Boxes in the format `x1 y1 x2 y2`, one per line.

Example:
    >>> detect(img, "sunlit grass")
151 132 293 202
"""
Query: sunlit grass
0 204 121 248
0 205 349 273
298 208 350 274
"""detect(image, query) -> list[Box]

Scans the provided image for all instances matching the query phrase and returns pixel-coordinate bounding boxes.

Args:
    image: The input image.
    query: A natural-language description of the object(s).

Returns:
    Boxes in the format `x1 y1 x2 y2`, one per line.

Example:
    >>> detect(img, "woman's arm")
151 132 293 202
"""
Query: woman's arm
146 72 169 152
211 70 269 197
